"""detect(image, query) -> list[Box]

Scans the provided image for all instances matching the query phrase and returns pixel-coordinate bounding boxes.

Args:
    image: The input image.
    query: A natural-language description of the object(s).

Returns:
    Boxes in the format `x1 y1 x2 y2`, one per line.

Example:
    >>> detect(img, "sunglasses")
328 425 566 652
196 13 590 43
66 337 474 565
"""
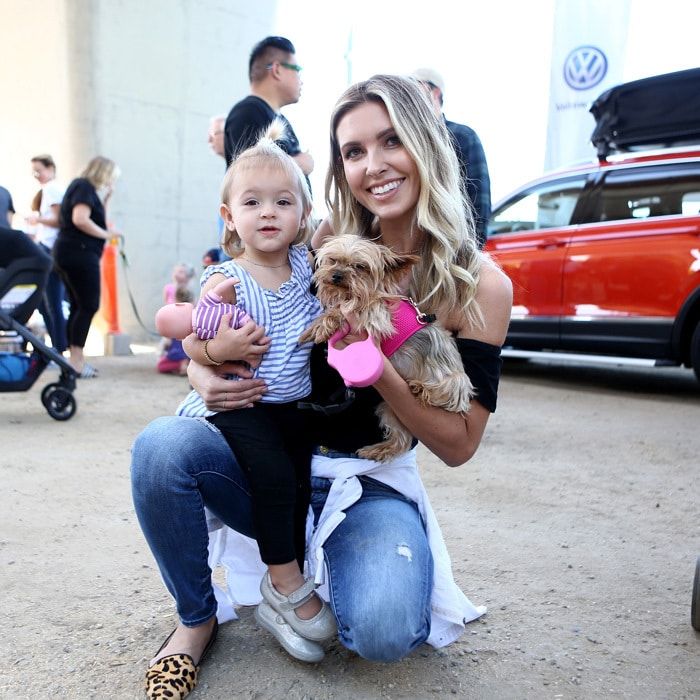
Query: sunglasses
266 61 302 73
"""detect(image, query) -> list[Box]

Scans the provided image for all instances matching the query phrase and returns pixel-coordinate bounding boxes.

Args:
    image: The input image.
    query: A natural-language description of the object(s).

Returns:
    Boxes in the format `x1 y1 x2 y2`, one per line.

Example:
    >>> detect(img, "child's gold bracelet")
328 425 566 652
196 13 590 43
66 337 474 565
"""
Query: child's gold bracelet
203 339 224 366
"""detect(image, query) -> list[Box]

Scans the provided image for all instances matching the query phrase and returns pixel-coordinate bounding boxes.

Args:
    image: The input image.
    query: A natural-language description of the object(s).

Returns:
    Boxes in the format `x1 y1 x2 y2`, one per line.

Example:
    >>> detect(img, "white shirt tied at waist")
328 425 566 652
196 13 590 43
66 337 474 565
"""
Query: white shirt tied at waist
206 446 484 648
309 448 485 649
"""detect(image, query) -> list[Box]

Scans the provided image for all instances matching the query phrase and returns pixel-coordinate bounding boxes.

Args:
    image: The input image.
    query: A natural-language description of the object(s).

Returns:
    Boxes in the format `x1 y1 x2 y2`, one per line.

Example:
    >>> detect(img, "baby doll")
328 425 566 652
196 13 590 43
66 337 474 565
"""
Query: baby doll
155 276 251 341
157 287 194 375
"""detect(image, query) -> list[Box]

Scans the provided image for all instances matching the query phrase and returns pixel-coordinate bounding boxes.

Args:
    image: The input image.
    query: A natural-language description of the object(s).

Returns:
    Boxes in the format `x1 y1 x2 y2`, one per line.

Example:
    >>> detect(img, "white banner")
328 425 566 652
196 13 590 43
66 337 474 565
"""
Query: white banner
544 0 630 171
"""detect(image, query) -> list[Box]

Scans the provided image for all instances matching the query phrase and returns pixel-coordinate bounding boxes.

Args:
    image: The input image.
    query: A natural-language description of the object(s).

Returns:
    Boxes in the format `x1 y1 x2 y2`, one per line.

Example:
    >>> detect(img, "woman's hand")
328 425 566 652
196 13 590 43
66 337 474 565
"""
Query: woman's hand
329 311 371 349
206 314 271 368
187 360 267 411
25 213 39 226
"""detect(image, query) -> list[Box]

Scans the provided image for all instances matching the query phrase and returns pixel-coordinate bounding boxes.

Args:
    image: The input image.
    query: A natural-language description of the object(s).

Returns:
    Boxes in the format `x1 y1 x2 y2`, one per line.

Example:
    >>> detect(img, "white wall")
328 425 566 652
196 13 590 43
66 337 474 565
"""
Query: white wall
0 1 80 202
0 0 276 340
92 0 277 340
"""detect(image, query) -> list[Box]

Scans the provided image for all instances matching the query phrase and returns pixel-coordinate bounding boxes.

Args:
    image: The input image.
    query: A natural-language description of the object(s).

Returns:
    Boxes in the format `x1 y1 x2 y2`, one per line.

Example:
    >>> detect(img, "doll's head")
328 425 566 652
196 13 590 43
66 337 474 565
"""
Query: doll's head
155 302 194 340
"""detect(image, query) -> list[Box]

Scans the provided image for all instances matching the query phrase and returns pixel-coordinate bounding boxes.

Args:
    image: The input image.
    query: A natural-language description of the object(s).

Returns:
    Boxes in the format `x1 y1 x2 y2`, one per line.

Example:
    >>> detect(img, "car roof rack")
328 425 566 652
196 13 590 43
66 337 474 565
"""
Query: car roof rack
589 67 700 160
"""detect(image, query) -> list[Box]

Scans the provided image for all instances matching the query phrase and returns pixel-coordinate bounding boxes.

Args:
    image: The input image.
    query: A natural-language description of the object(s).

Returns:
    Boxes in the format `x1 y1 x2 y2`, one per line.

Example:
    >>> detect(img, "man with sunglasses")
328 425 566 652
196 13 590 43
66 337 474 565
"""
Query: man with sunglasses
224 36 313 184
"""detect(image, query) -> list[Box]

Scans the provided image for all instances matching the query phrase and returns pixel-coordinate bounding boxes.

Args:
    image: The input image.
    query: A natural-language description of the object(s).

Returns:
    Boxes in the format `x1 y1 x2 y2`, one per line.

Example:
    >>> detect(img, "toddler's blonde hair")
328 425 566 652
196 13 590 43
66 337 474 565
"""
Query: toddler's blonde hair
220 120 313 257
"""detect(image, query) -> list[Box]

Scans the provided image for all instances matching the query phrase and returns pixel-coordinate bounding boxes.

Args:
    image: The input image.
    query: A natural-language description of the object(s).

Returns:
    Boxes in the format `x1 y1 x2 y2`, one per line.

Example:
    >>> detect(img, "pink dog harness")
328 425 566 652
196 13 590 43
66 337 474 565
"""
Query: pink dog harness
380 298 434 357
327 298 435 387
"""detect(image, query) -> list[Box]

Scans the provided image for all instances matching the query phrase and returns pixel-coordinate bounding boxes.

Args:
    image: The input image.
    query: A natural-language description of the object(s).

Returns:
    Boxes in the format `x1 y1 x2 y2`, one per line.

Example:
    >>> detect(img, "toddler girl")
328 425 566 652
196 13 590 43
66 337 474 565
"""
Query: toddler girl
177 123 335 660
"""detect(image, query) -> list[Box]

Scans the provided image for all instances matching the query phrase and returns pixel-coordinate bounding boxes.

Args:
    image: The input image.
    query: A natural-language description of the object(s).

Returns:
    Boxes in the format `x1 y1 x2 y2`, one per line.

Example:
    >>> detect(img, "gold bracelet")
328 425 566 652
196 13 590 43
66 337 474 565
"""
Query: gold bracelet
203 339 224 366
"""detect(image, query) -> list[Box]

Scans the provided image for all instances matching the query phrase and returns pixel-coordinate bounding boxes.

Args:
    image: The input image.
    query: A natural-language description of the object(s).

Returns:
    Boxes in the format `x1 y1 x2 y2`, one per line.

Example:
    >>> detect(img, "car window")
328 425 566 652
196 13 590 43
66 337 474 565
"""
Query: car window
593 163 700 222
488 178 587 235
681 191 700 216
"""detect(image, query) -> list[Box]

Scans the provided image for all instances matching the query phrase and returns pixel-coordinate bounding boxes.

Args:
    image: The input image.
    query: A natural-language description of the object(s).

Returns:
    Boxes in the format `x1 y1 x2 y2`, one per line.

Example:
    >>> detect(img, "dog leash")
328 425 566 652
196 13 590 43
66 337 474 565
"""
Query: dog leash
113 238 161 338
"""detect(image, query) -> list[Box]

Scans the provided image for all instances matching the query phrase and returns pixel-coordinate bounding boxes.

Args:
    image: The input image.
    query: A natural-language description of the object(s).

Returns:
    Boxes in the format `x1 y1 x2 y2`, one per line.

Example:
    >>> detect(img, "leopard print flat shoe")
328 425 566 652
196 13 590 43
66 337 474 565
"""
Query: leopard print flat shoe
145 619 218 699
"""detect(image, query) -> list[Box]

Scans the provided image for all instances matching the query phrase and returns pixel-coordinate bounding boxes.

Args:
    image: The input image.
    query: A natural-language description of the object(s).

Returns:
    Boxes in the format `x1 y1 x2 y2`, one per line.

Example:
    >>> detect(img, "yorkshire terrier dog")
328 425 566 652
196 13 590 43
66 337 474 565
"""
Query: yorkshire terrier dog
300 234 474 462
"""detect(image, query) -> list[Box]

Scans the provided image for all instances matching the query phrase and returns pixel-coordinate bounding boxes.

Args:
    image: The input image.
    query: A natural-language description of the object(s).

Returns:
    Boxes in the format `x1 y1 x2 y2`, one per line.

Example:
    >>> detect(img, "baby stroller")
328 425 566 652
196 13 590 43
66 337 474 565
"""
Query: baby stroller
0 233 78 420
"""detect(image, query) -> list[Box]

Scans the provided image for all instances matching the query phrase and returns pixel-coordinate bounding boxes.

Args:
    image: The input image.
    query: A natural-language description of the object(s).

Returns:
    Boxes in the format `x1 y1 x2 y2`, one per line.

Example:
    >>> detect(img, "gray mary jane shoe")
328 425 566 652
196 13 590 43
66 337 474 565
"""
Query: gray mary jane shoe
260 572 338 642
254 601 325 663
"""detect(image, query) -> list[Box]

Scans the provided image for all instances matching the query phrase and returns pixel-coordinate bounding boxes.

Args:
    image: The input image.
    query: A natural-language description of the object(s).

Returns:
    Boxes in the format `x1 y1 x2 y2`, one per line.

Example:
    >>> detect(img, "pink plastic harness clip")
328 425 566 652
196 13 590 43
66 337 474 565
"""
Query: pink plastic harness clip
327 326 384 387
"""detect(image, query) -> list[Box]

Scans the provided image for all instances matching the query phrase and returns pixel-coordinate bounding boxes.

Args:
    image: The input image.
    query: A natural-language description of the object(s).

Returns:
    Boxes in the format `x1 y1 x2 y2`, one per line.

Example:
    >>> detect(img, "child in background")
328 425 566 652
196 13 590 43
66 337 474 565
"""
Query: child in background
163 262 195 305
201 247 221 268
156 286 193 376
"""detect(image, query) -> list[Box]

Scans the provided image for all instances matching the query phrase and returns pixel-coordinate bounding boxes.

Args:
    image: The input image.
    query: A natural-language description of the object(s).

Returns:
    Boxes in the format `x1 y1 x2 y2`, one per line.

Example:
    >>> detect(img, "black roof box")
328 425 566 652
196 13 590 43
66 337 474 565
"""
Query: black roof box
589 67 700 158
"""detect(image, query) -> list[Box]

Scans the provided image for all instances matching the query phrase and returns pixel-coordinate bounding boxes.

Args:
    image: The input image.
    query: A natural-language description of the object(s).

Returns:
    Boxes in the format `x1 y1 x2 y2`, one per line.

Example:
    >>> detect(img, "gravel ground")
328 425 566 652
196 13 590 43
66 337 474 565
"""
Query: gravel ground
1 351 698 699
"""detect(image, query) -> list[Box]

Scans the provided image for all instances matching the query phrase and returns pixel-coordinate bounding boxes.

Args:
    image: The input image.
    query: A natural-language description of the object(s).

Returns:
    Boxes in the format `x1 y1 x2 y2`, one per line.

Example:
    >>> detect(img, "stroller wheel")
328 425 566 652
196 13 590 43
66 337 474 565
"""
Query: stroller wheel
693 556 700 631
41 383 60 408
43 386 77 421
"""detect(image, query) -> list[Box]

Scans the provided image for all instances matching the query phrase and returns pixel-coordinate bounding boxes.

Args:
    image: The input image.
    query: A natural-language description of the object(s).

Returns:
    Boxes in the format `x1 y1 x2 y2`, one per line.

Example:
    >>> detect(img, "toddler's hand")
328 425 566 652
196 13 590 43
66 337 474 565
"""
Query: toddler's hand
209 313 271 368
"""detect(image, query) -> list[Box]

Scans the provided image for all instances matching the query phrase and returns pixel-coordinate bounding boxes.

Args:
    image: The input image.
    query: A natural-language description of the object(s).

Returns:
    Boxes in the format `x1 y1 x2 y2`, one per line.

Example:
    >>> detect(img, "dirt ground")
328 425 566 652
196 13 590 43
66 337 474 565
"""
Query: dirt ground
1 350 699 699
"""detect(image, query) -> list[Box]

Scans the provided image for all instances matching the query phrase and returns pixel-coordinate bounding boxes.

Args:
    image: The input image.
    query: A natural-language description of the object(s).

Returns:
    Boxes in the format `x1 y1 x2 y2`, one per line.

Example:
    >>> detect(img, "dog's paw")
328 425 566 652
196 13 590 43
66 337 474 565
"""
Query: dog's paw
300 319 333 345
299 328 315 344
357 442 402 462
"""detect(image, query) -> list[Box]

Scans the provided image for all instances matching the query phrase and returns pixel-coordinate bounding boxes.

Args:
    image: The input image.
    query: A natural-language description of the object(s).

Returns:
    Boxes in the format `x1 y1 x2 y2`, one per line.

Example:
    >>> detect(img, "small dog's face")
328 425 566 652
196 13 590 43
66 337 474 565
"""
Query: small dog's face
313 234 418 310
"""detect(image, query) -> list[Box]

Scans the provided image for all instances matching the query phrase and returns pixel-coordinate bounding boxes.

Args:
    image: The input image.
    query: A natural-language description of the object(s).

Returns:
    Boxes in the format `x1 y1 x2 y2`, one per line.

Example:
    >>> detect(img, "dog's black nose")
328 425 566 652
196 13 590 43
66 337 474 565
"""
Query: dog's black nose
331 271 344 284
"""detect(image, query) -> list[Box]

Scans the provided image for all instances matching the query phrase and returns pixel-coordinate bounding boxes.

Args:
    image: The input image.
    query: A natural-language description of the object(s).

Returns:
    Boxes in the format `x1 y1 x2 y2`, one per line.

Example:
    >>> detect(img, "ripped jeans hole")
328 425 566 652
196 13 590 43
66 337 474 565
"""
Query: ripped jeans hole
396 543 413 562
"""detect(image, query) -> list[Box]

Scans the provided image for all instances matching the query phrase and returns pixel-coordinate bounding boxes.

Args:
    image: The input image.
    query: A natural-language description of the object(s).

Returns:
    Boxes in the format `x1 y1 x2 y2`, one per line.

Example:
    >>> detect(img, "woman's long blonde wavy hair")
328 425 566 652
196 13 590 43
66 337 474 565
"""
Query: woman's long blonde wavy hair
325 74 483 329
220 120 313 257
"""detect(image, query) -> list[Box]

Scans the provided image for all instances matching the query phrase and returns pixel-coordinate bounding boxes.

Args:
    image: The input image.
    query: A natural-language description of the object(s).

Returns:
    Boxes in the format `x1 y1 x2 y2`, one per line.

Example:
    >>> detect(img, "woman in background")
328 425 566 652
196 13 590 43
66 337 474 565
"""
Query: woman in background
53 156 121 377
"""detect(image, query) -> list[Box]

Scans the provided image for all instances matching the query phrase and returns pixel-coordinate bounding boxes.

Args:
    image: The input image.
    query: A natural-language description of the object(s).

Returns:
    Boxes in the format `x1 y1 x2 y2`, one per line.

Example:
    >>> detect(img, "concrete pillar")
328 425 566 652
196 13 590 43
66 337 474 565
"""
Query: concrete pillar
0 0 276 343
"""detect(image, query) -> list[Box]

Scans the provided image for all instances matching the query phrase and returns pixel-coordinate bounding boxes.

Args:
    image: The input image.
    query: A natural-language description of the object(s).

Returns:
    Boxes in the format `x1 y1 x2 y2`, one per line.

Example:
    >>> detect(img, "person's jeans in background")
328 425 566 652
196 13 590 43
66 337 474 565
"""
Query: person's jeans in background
37 244 68 352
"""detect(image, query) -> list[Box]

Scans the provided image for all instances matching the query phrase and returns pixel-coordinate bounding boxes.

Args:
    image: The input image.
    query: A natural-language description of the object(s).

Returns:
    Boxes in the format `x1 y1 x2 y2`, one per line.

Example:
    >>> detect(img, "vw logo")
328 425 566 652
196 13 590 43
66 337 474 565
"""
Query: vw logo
563 46 608 90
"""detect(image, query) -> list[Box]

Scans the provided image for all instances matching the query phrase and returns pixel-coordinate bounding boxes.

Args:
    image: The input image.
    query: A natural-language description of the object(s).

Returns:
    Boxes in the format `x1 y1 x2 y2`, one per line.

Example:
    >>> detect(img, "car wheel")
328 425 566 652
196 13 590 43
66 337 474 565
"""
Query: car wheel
692 556 700 631
692 323 700 383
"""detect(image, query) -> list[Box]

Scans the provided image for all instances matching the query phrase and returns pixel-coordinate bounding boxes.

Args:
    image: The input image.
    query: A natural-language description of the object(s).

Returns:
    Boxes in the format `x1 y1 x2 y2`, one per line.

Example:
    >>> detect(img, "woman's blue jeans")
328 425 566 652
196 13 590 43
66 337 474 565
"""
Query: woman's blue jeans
131 415 433 662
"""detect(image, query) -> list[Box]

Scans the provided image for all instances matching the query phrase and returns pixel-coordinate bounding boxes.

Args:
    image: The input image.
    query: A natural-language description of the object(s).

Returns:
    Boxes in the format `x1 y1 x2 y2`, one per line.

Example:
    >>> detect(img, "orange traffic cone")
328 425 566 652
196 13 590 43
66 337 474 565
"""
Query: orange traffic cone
99 237 121 334
99 236 131 354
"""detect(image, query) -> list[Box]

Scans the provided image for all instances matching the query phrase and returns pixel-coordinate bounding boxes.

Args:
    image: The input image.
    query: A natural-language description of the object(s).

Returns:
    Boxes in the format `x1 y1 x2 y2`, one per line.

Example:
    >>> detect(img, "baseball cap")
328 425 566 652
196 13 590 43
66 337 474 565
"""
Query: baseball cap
412 68 446 94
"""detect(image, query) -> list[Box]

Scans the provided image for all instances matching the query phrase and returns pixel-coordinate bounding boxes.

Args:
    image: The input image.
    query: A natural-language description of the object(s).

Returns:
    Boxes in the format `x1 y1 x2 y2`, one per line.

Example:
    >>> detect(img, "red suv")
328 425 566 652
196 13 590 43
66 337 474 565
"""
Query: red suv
485 69 700 381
